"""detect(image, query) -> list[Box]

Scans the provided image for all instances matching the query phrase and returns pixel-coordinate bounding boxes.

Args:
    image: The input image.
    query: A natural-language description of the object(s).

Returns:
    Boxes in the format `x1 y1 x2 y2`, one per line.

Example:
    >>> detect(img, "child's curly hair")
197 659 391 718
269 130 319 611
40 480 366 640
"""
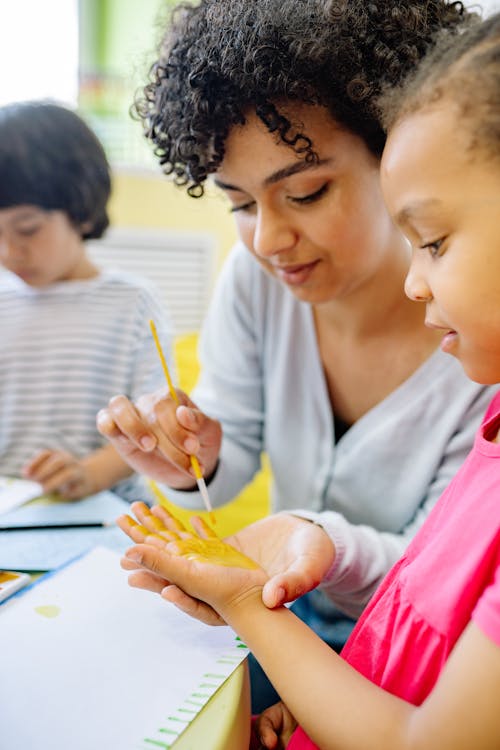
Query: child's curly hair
135 0 474 197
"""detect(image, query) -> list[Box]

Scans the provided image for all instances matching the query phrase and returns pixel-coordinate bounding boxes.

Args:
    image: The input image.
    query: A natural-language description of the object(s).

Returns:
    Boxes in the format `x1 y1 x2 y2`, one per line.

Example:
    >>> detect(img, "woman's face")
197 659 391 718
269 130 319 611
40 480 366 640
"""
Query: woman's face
381 106 500 384
214 104 407 305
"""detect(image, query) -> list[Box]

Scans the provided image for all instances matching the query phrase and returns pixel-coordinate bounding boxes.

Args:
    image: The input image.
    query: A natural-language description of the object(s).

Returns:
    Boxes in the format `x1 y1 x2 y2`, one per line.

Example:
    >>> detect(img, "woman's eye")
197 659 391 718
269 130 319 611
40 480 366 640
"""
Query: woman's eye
290 183 329 205
230 200 256 214
420 238 445 258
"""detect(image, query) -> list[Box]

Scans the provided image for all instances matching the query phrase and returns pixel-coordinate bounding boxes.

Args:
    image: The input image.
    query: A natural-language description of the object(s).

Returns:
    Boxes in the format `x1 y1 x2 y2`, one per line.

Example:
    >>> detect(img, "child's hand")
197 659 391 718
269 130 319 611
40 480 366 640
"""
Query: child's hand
118 502 268 621
118 502 335 625
96 388 222 489
118 501 226 624
251 701 298 749
22 449 94 500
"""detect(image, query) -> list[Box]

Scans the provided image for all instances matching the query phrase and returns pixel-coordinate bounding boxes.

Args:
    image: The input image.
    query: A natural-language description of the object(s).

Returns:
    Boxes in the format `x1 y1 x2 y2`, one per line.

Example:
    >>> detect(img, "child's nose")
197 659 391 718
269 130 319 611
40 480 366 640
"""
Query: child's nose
252 206 297 259
404 259 432 302
0 237 23 264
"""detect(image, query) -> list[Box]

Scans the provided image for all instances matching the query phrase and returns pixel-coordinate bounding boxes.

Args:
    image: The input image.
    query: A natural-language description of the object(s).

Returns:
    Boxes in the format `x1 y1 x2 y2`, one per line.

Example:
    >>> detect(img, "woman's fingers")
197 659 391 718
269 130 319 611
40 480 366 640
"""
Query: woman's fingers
99 394 158 451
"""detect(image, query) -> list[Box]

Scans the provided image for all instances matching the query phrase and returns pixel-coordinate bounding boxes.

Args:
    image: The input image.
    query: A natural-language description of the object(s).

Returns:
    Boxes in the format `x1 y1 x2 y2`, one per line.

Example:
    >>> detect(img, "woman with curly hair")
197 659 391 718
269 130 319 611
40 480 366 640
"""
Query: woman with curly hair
98 0 492 710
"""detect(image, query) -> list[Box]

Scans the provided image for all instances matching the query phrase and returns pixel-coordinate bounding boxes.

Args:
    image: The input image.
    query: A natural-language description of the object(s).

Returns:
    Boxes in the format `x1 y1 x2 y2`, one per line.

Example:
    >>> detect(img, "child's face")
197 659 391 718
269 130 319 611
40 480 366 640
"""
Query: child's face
381 106 500 385
0 206 90 287
213 104 408 306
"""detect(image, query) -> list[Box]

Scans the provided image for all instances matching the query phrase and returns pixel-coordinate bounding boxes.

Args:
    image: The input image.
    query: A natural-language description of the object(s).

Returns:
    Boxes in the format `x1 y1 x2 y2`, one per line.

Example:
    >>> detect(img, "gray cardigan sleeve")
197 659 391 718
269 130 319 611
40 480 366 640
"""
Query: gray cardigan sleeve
162 245 265 509
290 385 494 618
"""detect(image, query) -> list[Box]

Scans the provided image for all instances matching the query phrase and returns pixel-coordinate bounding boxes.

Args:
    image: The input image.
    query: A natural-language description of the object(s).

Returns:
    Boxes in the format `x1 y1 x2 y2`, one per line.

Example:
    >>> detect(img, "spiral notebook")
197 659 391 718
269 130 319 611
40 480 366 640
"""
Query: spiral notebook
0 546 249 749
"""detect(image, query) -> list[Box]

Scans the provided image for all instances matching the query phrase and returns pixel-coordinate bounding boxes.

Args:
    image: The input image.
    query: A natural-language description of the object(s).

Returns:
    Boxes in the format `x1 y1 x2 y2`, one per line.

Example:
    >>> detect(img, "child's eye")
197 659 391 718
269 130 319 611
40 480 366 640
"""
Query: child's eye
289 183 329 205
17 224 42 236
420 238 446 258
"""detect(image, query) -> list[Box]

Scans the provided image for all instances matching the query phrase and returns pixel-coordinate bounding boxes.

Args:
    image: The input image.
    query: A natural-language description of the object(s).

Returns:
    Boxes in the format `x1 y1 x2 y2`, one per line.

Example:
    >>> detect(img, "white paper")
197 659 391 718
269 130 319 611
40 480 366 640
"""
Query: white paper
0 489 130 526
0 476 43 515
0 547 248 749
0 523 130 571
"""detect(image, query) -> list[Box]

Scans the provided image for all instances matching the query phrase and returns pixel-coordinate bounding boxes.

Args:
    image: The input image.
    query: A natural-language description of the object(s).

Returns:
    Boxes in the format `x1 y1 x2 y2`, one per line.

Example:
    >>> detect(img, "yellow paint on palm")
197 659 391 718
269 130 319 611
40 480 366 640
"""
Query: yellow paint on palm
129 518 177 542
175 538 260 569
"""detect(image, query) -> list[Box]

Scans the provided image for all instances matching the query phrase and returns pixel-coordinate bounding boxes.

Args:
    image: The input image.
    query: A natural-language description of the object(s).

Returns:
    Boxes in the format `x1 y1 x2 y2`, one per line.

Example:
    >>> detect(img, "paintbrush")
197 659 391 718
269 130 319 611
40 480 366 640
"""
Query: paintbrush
149 318 215 523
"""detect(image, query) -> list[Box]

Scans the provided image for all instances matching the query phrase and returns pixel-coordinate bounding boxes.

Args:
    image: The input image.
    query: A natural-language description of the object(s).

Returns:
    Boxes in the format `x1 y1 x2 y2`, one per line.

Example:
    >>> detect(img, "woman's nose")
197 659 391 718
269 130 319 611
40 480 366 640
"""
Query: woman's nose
252 206 298 259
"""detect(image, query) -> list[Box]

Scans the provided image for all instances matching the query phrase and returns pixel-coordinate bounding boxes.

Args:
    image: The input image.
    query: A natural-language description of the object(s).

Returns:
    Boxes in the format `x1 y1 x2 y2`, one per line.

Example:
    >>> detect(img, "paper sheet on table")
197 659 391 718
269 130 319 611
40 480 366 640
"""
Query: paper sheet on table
0 491 132 570
0 489 130 526
0 476 43 515
0 524 130 570
0 547 248 749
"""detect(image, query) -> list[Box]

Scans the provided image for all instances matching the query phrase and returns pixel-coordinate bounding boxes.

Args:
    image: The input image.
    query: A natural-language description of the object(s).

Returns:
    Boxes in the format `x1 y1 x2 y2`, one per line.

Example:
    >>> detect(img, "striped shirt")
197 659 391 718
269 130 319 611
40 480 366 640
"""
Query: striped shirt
0 268 172 499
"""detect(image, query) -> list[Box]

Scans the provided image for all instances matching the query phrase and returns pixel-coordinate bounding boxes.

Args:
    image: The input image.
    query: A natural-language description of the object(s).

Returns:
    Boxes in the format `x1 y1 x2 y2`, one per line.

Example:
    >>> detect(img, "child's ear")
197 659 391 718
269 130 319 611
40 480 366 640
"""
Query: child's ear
80 220 93 236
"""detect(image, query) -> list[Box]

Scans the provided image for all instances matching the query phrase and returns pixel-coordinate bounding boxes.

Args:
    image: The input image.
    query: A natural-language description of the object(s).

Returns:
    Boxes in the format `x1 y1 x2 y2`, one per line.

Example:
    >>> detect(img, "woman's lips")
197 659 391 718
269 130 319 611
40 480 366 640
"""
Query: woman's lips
273 259 320 286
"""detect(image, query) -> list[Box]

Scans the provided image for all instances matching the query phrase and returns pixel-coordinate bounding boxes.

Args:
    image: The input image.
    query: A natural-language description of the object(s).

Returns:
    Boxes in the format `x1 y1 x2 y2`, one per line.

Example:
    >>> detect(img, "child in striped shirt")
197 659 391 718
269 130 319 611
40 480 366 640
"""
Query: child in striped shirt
0 100 172 501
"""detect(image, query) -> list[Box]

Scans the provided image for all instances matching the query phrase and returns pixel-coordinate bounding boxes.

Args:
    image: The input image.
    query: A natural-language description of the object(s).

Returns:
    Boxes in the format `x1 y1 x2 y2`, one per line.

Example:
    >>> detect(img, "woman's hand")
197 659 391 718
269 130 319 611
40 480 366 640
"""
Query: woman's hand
22 449 95 500
118 502 268 621
118 503 335 625
251 701 298 749
96 388 222 489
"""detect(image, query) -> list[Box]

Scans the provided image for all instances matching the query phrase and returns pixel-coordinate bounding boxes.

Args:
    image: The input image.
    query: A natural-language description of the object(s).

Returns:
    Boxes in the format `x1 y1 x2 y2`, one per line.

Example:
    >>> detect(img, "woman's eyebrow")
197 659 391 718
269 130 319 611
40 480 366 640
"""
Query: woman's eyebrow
214 157 333 192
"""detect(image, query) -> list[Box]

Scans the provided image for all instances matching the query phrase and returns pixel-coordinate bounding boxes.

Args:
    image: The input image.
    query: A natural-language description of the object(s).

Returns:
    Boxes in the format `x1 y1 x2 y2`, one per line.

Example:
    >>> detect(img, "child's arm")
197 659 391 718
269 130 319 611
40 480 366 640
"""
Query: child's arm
121 508 500 750
23 443 133 500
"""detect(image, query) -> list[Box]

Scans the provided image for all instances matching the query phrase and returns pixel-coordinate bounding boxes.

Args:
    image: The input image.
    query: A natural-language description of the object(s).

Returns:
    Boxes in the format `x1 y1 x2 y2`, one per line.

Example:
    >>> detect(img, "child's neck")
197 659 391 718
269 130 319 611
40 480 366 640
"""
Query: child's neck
67 255 100 281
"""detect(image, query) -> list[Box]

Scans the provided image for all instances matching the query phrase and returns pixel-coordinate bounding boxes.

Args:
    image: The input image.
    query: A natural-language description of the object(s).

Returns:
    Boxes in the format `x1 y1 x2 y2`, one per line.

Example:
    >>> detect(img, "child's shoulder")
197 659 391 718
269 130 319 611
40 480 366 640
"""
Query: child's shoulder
96 268 168 321
97 268 162 299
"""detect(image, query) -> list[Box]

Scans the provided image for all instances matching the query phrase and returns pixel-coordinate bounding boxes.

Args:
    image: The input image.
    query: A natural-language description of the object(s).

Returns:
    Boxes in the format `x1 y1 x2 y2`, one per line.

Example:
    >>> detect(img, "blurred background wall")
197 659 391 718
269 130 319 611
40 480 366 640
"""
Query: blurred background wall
78 0 238 264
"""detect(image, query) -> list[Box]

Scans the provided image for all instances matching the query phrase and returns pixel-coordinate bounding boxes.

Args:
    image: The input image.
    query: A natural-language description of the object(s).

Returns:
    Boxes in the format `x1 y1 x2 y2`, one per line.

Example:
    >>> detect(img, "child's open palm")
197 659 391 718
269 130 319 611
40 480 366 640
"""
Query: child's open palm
118 502 268 620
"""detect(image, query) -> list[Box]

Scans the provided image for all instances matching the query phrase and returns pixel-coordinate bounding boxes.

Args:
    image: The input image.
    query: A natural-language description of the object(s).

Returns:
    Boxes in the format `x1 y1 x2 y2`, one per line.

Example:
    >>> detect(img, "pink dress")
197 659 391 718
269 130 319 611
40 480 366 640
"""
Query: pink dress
288 391 500 749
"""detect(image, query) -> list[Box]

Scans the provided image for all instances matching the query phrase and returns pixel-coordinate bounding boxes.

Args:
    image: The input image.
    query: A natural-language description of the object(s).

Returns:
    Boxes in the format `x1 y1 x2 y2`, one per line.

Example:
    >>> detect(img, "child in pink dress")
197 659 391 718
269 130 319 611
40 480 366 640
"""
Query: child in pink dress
117 12 500 750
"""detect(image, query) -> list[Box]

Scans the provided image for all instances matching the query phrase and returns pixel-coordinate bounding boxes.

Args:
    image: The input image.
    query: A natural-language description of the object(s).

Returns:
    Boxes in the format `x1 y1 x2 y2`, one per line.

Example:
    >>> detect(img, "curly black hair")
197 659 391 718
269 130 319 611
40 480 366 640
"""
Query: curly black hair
135 0 475 197
380 11 500 162
0 101 111 239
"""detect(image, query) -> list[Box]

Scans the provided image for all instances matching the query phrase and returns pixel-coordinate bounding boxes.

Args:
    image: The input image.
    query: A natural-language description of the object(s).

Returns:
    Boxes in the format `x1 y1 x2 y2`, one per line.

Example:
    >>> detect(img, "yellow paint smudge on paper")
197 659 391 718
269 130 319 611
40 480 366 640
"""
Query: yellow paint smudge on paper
35 605 61 618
